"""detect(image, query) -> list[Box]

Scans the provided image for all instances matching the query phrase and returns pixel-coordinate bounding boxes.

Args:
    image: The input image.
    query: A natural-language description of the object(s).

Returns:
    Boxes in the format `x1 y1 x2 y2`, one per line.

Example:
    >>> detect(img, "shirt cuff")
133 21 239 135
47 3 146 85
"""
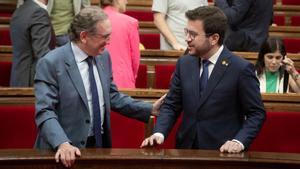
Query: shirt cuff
153 132 165 141
232 139 245 150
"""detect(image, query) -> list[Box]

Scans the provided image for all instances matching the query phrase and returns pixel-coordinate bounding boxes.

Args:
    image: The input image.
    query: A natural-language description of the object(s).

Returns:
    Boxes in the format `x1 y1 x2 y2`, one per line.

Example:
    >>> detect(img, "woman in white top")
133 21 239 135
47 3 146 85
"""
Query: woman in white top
255 37 300 93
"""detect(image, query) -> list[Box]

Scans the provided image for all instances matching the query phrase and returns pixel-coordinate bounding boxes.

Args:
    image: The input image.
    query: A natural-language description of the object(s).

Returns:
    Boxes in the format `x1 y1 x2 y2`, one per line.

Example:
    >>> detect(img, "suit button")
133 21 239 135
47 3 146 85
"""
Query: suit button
80 141 85 145
86 119 90 124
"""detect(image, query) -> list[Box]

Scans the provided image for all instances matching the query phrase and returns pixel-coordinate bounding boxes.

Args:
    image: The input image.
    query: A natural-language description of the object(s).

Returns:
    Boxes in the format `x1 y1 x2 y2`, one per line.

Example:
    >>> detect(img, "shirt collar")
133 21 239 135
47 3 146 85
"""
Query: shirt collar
33 0 47 10
71 42 89 63
206 45 224 65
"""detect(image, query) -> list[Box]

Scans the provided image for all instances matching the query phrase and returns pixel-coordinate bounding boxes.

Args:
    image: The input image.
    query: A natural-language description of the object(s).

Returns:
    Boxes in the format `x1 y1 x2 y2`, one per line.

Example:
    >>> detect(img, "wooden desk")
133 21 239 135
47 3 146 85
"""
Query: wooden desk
0 148 300 169
0 87 300 113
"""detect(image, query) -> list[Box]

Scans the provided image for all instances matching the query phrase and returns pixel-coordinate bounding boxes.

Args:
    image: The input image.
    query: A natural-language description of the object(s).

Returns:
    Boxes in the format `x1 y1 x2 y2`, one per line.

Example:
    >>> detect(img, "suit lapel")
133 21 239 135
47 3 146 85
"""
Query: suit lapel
63 44 89 111
190 56 201 99
198 48 231 109
95 55 109 106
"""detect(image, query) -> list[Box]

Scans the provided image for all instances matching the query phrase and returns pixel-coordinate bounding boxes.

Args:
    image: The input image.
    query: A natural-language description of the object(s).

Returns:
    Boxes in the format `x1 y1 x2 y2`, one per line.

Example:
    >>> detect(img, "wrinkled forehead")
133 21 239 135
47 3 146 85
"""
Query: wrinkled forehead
95 19 112 35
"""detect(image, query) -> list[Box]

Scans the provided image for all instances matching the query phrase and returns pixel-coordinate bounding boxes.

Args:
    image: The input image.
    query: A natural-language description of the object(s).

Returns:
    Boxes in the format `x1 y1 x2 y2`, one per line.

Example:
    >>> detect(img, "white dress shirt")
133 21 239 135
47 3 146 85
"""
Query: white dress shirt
71 42 105 136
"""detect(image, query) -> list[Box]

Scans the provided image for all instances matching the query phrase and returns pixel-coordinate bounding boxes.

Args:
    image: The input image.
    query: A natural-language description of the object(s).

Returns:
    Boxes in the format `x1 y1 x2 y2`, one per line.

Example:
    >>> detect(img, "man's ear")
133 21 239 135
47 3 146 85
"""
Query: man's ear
79 31 88 44
210 33 220 46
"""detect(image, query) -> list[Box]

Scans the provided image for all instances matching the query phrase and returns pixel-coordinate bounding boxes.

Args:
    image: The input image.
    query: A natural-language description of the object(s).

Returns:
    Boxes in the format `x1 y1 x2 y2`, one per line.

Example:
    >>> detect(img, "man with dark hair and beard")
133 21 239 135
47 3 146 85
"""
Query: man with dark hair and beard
141 6 266 154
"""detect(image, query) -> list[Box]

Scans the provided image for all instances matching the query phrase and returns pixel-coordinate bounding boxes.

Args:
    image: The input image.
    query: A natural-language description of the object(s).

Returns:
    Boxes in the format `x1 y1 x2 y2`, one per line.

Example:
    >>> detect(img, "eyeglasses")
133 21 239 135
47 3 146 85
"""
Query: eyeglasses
184 28 212 40
89 32 111 41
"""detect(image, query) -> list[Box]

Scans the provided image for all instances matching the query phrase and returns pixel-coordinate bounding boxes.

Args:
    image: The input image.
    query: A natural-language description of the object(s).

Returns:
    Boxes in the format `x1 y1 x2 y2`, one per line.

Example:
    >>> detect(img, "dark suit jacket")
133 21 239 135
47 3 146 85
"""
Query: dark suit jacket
154 47 265 149
10 0 55 87
215 0 273 52
34 43 152 150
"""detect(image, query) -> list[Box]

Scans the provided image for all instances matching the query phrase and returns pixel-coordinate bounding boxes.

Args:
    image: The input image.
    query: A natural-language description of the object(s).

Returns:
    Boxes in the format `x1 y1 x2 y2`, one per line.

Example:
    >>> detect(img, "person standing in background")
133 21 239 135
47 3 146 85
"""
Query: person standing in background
101 0 140 88
152 0 208 51
48 0 90 46
10 0 55 87
215 0 273 52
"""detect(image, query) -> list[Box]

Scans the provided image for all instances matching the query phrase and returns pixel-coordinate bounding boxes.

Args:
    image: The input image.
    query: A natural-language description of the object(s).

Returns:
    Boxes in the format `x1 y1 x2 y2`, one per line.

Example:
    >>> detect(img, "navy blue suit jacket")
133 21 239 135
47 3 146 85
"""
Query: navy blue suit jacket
215 0 273 52
154 47 265 149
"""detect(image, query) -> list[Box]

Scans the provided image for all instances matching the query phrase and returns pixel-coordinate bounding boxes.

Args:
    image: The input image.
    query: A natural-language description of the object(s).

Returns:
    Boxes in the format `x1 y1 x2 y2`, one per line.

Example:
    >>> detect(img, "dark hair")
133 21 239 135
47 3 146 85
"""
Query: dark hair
185 6 227 45
69 6 108 42
255 37 286 78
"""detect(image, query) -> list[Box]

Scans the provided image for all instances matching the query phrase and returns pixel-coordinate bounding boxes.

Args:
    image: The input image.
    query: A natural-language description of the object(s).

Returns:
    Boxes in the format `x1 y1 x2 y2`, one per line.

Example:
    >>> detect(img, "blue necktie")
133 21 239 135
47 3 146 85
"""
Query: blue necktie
86 57 102 148
199 60 210 96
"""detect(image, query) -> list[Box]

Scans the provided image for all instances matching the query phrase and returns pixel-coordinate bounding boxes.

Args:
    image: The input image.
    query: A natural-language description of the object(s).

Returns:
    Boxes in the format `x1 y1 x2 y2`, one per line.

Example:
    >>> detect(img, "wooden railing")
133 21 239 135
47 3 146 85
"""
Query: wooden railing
1 148 300 169
1 48 300 88
1 87 300 113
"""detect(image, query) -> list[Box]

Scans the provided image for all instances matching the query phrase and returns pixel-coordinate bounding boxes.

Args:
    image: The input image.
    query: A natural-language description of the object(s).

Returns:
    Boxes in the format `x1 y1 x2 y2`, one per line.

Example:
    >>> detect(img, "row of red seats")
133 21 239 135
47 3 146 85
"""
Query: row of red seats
1 101 300 153
0 61 148 88
0 105 146 149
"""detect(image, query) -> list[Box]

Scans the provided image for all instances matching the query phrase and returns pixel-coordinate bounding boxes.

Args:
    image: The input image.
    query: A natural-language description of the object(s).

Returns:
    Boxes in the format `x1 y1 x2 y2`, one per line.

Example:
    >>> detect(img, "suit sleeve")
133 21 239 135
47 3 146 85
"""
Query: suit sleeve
153 58 183 138
35 57 71 149
106 53 152 123
234 63 266 149
30 8 53 60
215 0 253 26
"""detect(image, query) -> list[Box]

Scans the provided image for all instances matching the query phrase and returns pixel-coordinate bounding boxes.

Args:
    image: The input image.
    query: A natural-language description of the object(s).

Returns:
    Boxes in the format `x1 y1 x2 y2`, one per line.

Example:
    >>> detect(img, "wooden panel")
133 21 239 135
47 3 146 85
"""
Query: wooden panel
0 88 300 113
0 148 300 169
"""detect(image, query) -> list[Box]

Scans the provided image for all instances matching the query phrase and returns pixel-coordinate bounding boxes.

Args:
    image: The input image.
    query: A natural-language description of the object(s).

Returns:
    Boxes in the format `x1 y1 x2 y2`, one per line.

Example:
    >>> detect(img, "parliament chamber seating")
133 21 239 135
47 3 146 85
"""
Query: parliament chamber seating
139 33 160 49
158 111 300 153
125 10 153 21
0 105 36 148
135 64 148 88
0 106 147 148
281 0 300 5
154 64 175 89
291 16 300 26
0 88 300 154
273 15 286 26
0 61 11 86
283 38 300 53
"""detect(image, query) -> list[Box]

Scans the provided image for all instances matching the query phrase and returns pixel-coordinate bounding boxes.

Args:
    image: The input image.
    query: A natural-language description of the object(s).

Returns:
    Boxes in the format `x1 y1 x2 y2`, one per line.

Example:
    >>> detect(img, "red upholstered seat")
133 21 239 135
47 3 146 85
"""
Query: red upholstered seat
0 105 37 148
282 0 300 5
125 10 153 21
110 111 146 148
140 34 160 49
156 112 300 153
0 61 12 86
154 64 176 89
291 16 300 26
135 64 148 88
250 112 300 153
283 38 300 53
273 15 285 26
0 29 11 45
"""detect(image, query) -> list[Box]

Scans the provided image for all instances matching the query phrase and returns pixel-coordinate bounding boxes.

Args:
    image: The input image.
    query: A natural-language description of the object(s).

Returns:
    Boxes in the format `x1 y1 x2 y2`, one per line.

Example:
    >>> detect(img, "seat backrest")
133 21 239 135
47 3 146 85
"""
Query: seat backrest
250 112 300 153
0 105 37 148
110 111 146 148
281 0 300 5
124 10 153 21
140 34 160 49
154 64 176 89
283 38 300 53
291 16 300 26
135 64 148 88
0 29 11 45
0 61 12 86
273 15 285 26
